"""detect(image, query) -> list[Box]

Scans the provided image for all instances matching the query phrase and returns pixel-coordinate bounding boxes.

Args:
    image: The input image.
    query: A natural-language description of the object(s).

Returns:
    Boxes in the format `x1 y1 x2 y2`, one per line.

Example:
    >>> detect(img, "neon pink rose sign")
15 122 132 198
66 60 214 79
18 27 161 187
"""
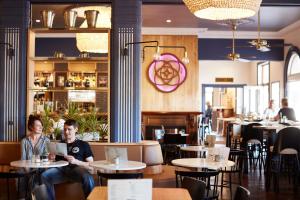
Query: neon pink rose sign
147 53 187 93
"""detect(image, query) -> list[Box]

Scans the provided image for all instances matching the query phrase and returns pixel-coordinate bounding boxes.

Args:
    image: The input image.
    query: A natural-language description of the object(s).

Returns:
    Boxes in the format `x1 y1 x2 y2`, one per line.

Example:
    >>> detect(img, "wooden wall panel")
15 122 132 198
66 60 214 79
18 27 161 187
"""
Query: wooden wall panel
142 35 200 111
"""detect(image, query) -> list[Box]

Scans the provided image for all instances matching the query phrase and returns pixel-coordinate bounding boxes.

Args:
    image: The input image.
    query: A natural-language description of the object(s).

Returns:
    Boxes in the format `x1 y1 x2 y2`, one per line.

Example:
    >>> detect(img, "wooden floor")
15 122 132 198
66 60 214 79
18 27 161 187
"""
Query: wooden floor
144 135 300 200
145 164 300 200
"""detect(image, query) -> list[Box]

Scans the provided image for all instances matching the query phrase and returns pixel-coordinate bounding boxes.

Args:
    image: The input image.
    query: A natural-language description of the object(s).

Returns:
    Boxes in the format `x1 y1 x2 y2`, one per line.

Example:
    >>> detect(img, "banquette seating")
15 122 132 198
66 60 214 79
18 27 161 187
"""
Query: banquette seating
0 140 163 200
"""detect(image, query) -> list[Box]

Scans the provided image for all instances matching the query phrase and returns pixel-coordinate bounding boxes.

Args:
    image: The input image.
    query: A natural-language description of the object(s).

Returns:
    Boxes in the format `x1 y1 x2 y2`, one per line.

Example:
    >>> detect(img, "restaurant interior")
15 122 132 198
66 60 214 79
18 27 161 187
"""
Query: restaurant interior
1 0 300 200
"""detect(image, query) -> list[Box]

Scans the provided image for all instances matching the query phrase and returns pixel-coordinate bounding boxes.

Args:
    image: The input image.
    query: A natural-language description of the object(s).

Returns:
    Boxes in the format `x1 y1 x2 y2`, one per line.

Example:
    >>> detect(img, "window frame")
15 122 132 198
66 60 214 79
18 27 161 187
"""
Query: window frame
284 46 300 97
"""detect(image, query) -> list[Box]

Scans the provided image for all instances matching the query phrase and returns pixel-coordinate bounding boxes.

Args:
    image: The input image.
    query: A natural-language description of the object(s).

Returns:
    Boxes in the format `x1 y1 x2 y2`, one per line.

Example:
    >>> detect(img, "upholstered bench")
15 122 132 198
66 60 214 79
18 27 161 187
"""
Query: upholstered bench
0 141 163 200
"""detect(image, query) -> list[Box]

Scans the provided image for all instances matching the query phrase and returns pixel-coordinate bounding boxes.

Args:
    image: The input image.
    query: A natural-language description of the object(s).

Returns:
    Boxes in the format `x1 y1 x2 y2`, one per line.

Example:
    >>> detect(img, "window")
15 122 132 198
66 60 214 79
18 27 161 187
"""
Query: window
257 62 270 113
257 62 270 85
271 82 280 111
287 52 300 120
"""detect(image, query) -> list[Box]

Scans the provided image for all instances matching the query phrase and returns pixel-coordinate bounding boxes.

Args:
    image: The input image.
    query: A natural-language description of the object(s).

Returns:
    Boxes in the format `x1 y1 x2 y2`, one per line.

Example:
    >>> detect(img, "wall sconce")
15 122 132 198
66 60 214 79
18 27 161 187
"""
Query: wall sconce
0 42 15 59
143 45 189 64
123 40 160 60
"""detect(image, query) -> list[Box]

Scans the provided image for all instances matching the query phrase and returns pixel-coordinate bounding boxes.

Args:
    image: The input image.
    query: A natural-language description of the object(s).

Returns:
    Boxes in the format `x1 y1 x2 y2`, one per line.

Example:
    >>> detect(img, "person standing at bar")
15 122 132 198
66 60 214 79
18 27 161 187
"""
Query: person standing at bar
21 114 50 160
275 98 297 122
41 119 95 200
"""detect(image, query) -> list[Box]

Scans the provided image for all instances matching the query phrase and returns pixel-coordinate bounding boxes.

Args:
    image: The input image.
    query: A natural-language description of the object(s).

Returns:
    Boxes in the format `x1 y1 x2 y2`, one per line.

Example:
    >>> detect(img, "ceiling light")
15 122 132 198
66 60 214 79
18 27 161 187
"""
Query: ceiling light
35 19 41 23
166 19 172 23
70 6 111 53
183 0 262 20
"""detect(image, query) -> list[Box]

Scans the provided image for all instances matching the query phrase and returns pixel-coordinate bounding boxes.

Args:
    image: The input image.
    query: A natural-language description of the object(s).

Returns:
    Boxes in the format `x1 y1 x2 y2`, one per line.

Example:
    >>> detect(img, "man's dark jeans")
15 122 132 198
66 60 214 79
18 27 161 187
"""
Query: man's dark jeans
41 166 94 200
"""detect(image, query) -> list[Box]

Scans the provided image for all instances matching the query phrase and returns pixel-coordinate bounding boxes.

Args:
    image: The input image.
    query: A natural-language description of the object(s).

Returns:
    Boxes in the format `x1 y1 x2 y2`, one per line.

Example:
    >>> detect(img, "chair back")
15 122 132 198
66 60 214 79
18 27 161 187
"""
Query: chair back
97 172 143 186
233 185 250 200
273 127 300 155
228 149 245 172
31 184 50 200
164 133 184 144
182 177 206 200
175 169 220 199
232 124 241 137
241 123 263 148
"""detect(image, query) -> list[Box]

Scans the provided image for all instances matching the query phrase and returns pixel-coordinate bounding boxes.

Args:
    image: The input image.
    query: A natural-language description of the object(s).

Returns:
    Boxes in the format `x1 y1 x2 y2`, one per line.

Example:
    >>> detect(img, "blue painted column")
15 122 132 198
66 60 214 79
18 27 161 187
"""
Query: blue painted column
0 0 29 141
110 0 142 142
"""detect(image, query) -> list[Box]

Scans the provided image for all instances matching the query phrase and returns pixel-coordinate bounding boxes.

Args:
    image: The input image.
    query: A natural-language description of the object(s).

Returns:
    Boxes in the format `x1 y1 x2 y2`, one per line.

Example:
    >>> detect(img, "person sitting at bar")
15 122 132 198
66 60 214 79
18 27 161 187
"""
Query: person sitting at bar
275 98 297 122
41 119 95 200
21 114 50 160
263 99 277 120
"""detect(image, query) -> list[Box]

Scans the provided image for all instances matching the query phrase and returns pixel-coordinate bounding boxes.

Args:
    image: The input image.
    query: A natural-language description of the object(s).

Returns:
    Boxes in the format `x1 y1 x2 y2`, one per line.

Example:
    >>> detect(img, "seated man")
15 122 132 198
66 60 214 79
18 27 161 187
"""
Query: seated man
263 99 277 119
41 119 95 200
275 98 296 122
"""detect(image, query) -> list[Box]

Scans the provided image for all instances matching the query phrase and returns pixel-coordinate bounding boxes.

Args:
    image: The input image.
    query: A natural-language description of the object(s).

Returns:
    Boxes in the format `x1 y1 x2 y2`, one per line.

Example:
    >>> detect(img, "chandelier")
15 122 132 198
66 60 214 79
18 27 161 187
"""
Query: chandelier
70 6 111 53
183 0 262 20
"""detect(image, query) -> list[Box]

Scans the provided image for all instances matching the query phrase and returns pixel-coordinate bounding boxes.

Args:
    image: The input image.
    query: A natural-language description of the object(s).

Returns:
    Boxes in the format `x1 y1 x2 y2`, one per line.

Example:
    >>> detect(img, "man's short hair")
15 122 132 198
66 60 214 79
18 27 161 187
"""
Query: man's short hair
64 119 79 128
281 98 289 107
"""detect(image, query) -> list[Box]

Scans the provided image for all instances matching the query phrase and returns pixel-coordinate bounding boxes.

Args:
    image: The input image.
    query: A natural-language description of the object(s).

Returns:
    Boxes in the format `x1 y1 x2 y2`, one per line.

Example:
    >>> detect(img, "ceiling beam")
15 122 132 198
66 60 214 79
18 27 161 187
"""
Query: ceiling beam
142 0 300 6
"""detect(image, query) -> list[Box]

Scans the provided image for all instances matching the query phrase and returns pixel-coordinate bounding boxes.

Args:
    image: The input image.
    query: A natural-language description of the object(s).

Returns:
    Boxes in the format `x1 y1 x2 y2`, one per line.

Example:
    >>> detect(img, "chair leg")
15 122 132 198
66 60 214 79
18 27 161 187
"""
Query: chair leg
229 173 232 200
6 178 10 200
220 172 224 195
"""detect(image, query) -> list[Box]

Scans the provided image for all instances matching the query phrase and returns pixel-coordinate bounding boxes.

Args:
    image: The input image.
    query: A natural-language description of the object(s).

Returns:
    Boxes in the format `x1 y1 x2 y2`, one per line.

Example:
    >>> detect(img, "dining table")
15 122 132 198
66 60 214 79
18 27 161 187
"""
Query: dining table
10 160 69 169
172 158 235 170
87 186 192 200
90 160 146 172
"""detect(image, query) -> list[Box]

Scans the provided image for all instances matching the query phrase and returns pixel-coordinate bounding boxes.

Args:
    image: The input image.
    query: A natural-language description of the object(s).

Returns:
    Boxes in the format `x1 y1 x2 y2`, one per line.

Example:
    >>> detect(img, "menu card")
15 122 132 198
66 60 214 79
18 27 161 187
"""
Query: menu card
108 179 152 200
47 142 67 156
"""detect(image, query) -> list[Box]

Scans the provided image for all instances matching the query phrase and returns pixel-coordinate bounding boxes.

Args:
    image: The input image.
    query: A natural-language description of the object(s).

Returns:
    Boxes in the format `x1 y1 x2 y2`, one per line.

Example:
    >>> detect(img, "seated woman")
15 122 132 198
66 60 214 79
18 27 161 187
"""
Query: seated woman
21 114 50 160
19 115 50 198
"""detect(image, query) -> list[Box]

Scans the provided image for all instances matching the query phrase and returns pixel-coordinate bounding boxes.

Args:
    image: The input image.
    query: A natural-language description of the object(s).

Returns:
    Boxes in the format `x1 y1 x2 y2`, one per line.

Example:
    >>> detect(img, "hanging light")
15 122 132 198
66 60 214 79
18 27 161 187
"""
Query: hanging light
71 6 111 53
183 0 262 20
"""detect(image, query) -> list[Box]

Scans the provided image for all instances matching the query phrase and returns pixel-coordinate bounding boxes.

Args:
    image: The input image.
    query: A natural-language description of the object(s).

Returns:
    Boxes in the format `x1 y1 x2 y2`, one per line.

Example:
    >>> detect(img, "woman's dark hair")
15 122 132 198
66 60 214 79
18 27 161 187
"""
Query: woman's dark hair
64 119 78 128
28 114 43 131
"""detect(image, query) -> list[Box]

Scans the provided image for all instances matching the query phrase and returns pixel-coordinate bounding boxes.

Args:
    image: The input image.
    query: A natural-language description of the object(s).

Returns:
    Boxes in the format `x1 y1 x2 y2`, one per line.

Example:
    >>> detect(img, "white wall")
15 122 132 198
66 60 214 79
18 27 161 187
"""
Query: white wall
199 60 285 110
200 60 253 84
199 60 256 109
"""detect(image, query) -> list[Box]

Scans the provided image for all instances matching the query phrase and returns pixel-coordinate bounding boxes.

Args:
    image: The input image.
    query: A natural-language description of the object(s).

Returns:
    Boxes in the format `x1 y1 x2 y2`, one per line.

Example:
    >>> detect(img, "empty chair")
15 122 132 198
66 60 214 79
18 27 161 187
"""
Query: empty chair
182 177 206 200
268 127 300 192
233 185 250 200
231 124 242 149
219 149 245 199
97 172 143 186
31 184 50 200
241 123 265 173
175 169 220 200
163 133 183 164
0 167 35 200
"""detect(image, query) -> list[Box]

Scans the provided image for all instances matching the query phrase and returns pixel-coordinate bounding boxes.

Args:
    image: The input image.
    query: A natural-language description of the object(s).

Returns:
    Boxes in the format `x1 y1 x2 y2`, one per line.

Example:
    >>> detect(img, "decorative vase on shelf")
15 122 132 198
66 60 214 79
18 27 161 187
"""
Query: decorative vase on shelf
84 79 90 88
